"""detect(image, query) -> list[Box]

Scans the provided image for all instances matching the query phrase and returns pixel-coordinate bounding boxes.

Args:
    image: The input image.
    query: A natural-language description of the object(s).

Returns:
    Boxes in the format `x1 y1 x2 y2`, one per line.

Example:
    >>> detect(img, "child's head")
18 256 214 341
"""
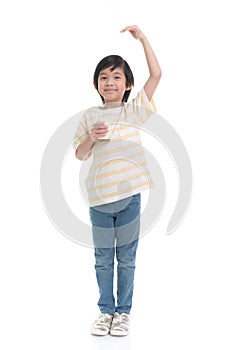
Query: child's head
93 55 134 104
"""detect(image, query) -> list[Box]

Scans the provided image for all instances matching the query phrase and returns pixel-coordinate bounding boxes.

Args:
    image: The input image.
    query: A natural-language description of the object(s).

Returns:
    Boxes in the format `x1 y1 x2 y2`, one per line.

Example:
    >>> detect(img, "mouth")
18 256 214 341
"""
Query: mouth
104 89 117 92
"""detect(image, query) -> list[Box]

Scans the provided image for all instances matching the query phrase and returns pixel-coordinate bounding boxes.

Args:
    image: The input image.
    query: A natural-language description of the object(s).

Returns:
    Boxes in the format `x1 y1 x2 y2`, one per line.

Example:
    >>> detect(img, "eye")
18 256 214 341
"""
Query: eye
100 76 106 80
115 76 121 79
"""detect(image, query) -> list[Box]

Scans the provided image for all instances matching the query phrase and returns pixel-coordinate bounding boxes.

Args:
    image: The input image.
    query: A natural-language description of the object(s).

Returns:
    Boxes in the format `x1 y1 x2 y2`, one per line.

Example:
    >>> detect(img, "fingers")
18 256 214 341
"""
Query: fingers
120 25 138 33
120 27 128 33
91 122 109 141
93 122 108 132
120 25 143 40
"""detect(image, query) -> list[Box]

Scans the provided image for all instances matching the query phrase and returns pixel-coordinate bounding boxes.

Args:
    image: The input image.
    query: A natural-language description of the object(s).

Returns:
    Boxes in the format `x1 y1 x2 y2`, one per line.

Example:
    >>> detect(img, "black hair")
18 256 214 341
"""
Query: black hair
93 55 134 103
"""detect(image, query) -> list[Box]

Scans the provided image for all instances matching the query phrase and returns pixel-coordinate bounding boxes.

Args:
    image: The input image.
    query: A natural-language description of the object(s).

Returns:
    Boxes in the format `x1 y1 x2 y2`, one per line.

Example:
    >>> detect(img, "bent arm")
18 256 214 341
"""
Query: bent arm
121 25 162 101
75 135 95 161
140 34 162 101
75 122 109 160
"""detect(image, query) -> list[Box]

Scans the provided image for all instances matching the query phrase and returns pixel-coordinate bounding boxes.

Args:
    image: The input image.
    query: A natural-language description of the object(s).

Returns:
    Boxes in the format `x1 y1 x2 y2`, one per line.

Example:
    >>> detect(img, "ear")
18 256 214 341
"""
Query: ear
125 84 132 91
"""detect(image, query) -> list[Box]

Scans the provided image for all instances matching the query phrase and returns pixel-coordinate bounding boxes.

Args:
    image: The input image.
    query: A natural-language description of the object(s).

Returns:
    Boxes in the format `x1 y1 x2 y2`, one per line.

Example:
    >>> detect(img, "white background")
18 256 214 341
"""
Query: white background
1 0 234 349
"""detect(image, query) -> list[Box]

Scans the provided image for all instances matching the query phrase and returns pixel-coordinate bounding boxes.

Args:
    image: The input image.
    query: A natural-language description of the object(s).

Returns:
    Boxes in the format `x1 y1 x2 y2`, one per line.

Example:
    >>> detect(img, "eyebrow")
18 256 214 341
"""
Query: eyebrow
99 70 124 76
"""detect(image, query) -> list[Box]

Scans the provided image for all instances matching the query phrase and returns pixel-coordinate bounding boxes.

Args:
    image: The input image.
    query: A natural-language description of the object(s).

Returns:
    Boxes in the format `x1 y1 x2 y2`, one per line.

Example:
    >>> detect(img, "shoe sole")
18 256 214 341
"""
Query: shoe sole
110 330 129 336
91 329 109 336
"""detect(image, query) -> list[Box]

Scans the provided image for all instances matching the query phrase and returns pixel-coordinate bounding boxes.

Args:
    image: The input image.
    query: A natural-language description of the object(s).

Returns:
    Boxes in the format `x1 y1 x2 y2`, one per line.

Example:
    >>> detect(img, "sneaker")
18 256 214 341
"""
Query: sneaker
110 312 130 336
91 313 113 336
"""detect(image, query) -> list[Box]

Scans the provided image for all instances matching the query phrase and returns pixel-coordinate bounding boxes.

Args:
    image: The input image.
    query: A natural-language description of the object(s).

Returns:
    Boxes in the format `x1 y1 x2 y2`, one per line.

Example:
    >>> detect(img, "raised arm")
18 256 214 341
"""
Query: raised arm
120 25 162 101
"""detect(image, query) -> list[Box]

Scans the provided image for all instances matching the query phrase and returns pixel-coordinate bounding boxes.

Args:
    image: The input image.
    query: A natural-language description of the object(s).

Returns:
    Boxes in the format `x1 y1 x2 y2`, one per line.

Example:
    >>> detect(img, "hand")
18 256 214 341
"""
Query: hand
120 25 145 41
90 122 109 142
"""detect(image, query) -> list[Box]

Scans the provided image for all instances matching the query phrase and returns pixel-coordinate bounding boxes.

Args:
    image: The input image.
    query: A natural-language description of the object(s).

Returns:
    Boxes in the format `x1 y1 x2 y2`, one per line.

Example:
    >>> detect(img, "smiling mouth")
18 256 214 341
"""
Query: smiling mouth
104 89 117 92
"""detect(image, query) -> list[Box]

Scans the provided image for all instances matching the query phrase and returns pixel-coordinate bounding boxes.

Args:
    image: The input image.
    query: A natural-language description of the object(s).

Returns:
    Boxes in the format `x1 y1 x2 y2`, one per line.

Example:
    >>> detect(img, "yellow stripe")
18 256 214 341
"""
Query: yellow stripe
92 150 145 169
73 133 88 149
114 123 140 132
111 130 140 141
150 99 156 111
95 141 141 157
87 171 150 192
89 181 153 203
116 124 130 131
86 161 147 181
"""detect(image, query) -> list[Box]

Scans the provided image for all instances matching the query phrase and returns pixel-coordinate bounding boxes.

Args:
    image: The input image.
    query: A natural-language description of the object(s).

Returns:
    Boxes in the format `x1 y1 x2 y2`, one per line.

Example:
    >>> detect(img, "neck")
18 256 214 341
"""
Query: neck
103 101 123 109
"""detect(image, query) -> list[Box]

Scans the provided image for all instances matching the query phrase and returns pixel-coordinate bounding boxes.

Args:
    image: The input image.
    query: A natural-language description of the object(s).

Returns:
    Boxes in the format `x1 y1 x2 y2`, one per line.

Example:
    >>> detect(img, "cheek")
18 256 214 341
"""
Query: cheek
98 81 105 91
96 84 101 92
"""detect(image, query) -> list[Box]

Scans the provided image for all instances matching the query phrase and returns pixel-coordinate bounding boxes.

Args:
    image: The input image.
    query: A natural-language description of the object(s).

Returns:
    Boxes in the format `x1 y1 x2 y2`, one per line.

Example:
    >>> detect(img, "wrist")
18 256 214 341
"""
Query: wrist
89 134 97 145
139 34 148 44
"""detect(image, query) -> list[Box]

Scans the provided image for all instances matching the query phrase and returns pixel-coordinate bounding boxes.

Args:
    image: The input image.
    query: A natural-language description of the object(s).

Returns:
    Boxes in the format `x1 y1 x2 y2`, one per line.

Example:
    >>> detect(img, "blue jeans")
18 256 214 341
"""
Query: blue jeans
89 193 141 315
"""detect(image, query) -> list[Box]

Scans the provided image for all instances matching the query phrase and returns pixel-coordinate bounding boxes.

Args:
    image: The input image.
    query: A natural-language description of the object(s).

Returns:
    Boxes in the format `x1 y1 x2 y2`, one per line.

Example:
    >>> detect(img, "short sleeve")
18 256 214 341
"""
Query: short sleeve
126 88 157 124
135 87 156 113
73 113 89 151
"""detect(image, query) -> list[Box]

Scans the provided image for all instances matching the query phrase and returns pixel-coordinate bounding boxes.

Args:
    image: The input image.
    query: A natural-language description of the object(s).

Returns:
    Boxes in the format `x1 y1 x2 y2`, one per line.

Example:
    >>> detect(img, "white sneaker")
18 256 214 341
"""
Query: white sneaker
110 312 130 336
91 313 113 336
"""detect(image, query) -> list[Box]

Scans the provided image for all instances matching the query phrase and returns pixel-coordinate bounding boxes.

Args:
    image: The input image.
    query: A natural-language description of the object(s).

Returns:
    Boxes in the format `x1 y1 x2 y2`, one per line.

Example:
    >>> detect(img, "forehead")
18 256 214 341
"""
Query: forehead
99 67 124 75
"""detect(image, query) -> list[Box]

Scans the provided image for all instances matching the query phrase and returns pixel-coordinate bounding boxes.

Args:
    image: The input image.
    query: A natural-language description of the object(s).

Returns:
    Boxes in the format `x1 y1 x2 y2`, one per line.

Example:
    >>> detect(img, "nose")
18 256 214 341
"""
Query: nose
106 78 113 86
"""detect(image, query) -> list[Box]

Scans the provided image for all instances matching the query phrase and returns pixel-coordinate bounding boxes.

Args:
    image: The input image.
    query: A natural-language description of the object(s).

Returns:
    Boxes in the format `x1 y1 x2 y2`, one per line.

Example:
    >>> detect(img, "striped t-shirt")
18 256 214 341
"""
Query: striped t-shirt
73 88 157 207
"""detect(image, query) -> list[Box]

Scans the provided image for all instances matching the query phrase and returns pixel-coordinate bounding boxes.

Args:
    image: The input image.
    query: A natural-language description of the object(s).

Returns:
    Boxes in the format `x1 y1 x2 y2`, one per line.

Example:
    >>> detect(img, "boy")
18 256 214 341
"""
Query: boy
73 25 161 336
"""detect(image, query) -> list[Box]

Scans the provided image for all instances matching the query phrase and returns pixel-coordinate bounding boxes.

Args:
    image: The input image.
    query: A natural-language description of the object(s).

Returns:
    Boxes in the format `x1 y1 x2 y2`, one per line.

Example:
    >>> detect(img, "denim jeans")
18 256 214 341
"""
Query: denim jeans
89 193 141 315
